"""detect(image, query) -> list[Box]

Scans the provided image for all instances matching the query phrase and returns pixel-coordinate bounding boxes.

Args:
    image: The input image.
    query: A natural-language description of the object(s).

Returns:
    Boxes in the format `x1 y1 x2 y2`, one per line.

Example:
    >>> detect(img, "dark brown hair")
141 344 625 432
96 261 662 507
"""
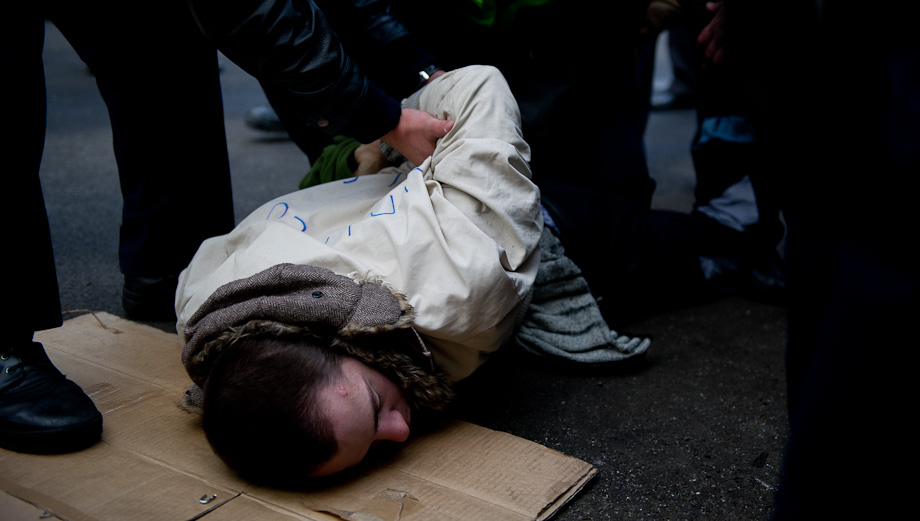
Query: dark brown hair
201 333 345 486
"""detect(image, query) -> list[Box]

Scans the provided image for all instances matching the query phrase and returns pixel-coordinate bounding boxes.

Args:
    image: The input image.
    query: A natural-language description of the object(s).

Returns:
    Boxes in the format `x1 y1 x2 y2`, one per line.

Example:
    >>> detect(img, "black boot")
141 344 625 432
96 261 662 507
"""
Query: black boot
1 340 102 454
691 211 787 306
122 274 179 322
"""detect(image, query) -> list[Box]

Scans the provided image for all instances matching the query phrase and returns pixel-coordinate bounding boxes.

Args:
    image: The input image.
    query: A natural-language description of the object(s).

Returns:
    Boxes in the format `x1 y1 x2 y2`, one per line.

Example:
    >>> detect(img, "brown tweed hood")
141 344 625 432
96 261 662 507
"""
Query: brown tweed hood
181 263 454 412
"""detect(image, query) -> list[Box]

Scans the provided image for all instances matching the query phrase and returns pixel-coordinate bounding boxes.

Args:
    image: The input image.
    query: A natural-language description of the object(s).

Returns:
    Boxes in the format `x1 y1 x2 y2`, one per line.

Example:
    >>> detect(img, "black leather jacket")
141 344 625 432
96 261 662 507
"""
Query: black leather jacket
187 0 436 143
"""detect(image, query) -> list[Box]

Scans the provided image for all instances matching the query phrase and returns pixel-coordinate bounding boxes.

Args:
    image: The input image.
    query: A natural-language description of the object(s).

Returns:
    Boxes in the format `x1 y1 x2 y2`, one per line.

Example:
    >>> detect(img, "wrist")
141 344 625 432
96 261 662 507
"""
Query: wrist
418 64 444 88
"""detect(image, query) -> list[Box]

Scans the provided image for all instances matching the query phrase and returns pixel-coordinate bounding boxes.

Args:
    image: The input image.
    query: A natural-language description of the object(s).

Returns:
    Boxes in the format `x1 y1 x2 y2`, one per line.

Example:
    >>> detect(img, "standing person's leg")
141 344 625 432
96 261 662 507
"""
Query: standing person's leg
4 8 61 333
541 180 743 328
690 64 785 252
771 42 920 521
730 2 920 517
2 6 102 455
52 0 236 321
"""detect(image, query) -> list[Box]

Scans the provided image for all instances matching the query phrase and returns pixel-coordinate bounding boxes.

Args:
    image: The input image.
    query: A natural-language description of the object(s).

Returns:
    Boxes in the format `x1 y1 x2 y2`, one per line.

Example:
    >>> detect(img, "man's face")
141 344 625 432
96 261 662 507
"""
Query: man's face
310 358 412 476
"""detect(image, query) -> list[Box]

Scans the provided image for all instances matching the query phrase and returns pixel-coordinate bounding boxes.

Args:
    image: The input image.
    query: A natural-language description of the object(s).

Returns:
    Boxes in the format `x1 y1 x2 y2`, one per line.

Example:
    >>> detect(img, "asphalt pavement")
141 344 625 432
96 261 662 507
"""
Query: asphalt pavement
38 22 789 520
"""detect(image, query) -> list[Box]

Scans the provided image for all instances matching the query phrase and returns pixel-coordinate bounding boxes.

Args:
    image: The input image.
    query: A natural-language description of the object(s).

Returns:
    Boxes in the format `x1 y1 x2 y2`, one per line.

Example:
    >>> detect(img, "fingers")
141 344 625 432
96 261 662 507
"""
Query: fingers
413 108 455 135
381 109 455 166
430 118 455 139
697 24 713 50
707 46 725 67
697 1 726 68
353 140 388 176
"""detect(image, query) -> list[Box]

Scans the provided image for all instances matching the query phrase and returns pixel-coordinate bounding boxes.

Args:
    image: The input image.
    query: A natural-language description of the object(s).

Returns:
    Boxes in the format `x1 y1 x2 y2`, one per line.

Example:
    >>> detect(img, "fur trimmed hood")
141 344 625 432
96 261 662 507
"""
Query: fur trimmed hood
181 263 454 411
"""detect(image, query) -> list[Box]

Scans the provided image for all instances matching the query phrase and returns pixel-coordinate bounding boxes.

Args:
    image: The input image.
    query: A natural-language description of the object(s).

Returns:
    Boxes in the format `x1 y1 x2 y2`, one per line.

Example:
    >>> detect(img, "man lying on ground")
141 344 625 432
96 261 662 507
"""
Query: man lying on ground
176 65 543 484
175 64 762 485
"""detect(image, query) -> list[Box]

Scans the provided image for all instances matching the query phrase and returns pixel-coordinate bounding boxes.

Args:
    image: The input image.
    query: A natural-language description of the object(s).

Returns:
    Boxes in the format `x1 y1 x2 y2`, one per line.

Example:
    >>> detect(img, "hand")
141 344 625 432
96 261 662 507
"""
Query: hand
380 108 454 166
697 1 726 68
353 140 390 176
640 0 683 37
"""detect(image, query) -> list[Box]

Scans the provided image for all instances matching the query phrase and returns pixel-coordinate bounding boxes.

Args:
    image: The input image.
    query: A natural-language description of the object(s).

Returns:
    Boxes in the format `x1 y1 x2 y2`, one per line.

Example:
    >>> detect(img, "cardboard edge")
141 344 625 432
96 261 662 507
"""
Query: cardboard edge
535 466 598 521
0 477 95 521
1 490 66 521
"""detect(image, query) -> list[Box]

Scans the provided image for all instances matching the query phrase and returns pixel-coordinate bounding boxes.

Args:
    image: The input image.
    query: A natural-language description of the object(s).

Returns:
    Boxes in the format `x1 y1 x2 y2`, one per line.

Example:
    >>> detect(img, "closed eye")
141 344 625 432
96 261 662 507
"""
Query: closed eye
366 380 382 433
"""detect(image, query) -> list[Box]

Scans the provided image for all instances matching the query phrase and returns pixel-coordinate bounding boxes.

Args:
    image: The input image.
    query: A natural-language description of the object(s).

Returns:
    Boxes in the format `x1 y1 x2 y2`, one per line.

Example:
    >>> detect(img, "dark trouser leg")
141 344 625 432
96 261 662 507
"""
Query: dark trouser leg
56 0 234 277
775 210 918 519
16 175 63 332
771 84 919 521
691 60 785 249
1 7 102 454
732 2 920 517
50 0 235 319
540 180 736 328
4 10 63 333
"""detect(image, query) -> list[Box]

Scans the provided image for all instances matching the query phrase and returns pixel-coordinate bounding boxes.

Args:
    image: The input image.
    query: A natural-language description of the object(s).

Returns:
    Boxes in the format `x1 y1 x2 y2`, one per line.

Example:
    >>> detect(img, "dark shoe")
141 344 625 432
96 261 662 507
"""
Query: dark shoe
650 91 697 111
1 341 102 454
244 106 286 133
691 212 787 305
122 274 179 322
700 252 786 306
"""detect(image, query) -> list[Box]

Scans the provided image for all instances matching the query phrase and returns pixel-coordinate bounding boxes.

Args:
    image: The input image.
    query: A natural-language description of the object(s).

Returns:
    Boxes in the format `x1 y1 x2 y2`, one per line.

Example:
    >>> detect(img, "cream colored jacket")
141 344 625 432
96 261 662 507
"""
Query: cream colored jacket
175 65 543 382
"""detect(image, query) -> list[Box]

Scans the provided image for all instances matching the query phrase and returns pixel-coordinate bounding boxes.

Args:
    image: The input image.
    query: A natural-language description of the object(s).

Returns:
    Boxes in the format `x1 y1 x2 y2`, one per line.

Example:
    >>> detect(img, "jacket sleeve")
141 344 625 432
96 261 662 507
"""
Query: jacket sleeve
312 0 437 98
186 0 412 143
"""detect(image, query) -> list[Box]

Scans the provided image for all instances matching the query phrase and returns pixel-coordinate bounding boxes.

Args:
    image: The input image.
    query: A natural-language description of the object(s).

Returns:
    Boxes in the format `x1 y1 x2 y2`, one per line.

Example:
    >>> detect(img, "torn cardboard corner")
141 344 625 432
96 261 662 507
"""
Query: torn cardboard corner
2 312 596 521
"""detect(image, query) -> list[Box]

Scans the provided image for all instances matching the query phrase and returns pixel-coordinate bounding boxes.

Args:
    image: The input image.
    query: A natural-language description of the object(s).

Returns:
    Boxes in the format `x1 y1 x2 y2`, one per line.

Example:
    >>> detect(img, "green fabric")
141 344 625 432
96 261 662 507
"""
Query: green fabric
454 0 560 28
298 135 361 190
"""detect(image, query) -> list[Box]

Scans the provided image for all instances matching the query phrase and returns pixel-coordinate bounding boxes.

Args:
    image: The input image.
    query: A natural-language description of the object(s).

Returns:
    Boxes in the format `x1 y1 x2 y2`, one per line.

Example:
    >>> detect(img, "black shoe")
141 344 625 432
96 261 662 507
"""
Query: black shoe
1 341 103 454
699 252 786 306
691 212 787 306
122 274 179 322
244 106 286 133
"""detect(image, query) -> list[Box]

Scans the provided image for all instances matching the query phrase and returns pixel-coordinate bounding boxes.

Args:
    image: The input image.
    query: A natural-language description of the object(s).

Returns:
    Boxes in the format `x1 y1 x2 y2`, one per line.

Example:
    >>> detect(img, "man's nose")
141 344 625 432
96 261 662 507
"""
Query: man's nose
376 409 411 443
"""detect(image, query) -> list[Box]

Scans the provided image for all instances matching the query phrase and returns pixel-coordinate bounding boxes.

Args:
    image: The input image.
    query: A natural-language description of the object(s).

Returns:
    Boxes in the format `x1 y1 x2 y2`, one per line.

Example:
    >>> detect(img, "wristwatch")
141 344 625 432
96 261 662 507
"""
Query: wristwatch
418 64 443 87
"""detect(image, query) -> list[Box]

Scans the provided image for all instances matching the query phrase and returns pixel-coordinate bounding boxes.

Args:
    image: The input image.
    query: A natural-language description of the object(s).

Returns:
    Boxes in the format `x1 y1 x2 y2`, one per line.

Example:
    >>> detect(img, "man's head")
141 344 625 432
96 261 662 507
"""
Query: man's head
201 333 411 485
311 356 412 476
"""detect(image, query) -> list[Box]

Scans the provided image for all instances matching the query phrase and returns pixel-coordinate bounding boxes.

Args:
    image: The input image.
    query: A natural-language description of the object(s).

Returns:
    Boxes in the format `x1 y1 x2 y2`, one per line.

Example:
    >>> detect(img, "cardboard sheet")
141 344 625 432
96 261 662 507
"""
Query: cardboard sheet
1 313 595 521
